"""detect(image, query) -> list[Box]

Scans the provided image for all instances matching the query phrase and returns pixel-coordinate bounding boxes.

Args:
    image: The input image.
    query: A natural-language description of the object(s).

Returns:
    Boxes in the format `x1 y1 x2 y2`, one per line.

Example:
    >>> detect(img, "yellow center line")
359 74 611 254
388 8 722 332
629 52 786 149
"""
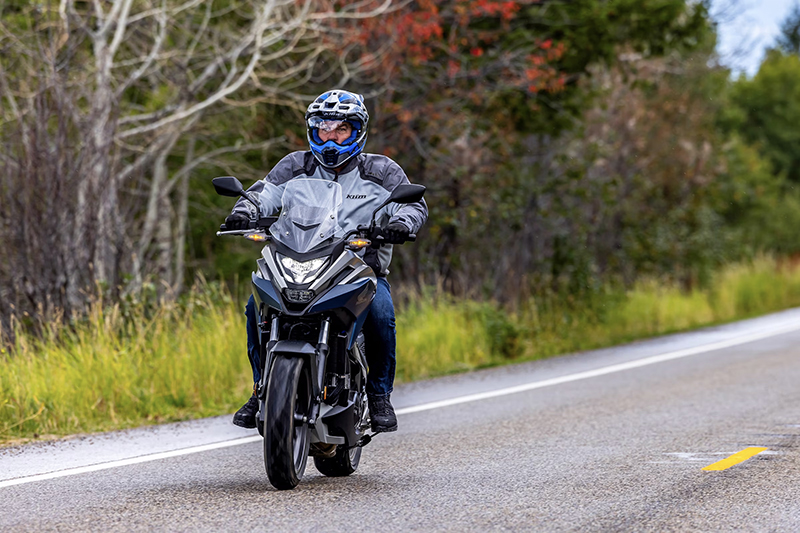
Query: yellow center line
702 447 769 471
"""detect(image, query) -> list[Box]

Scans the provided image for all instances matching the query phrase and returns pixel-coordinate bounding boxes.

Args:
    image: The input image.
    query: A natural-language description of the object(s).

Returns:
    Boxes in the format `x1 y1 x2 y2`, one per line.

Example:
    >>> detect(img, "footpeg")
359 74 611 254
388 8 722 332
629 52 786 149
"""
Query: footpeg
352 433 374 449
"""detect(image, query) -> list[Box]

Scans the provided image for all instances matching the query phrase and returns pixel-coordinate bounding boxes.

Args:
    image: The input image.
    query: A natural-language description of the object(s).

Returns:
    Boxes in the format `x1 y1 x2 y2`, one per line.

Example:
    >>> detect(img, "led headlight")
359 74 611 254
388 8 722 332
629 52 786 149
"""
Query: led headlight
278 255 328 284
283 288 315 303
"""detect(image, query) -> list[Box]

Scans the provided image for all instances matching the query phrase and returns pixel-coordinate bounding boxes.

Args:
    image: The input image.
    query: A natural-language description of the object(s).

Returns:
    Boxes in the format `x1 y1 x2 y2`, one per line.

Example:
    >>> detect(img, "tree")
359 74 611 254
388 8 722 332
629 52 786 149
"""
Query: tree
334 0 713 294
777 1 800 54
726 49 800 183
0 0 401 327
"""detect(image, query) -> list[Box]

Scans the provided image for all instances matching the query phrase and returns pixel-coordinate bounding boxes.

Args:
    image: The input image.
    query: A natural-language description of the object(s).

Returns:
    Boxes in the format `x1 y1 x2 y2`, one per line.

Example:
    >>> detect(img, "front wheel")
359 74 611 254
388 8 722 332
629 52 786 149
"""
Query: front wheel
264 356 311 490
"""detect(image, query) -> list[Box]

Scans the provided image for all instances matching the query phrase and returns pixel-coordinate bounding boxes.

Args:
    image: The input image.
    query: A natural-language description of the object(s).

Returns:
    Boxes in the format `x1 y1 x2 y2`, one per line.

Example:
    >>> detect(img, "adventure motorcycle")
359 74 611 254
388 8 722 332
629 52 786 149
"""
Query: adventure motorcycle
213 176 424 490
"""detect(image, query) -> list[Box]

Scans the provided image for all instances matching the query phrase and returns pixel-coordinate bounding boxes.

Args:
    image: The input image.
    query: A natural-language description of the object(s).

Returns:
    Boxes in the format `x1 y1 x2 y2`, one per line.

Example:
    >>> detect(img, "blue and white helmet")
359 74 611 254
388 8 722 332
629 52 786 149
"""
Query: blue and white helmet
306 89 369 168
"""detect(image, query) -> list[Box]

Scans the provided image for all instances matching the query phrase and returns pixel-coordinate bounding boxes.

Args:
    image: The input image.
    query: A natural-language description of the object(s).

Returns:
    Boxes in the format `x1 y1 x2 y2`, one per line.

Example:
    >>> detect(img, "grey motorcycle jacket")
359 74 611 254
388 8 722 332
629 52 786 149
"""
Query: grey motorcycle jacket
231 151 428 276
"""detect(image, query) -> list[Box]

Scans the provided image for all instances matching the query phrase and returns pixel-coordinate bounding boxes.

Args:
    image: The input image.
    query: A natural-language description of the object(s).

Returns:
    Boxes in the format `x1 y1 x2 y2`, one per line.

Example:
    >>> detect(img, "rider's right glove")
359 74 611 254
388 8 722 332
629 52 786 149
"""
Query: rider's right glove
224 213 250 230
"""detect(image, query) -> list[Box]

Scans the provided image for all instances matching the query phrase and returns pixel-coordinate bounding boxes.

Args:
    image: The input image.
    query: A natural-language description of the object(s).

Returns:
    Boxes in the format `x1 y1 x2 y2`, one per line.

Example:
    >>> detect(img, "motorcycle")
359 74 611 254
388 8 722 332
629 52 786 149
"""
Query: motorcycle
213 176 424 490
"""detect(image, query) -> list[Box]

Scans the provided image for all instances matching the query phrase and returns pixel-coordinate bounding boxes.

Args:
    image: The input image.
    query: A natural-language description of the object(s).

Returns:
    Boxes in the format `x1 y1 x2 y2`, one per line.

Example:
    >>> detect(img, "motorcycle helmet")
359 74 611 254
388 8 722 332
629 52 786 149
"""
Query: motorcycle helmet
306 89 369 168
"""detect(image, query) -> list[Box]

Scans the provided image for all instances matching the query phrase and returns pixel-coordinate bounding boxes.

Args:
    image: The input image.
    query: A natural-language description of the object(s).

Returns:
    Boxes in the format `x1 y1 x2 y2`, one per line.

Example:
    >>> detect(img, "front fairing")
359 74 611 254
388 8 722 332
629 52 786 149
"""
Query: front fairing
270 179 344 253
253 245 376 319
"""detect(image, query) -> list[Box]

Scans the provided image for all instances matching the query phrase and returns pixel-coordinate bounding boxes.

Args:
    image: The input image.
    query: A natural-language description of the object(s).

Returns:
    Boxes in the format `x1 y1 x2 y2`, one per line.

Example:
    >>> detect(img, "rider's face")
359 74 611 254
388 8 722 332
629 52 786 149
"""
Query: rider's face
318 122 353 144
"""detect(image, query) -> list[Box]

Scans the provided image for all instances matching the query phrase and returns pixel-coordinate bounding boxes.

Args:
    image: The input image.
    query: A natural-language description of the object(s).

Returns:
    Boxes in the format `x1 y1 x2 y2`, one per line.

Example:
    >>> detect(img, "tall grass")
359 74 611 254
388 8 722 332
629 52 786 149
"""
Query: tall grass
395 255 800 381
0 284 251 443
2 256 800 445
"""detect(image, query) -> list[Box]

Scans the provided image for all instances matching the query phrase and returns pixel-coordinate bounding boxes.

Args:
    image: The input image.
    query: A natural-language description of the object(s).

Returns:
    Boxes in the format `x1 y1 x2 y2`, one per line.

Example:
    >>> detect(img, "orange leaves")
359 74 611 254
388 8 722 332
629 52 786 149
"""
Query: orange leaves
518 38 567 94
467 0 522 21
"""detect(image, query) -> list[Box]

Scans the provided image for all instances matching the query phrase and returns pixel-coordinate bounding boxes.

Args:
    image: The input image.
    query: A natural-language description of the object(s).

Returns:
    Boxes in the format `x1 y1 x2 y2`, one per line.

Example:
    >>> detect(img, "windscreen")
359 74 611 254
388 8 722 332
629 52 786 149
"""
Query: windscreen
270 179 343 253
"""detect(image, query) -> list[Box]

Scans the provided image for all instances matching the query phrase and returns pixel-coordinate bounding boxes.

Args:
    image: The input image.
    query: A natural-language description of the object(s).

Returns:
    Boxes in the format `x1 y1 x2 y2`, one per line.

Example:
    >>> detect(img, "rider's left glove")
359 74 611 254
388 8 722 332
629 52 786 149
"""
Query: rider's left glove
382 222 410 244
224 213 251 230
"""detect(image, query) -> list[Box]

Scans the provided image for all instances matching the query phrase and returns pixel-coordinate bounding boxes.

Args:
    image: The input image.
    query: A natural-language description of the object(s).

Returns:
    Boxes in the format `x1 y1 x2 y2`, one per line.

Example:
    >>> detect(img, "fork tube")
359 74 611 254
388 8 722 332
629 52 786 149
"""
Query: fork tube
318 318 330 346
258 315 281 396
309 318 331 424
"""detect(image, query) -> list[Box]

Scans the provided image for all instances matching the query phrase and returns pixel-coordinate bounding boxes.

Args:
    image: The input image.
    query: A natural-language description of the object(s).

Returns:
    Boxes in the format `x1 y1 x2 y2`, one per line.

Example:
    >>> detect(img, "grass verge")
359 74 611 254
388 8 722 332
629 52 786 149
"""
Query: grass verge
396 255 800 378
2 256 800 445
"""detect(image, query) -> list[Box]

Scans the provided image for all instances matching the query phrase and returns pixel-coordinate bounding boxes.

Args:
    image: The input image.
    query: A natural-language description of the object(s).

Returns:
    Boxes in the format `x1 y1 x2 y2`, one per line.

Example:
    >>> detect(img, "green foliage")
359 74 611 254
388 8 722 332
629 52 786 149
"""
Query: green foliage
777 1 800 54
714 136 800 256
725 50 800 183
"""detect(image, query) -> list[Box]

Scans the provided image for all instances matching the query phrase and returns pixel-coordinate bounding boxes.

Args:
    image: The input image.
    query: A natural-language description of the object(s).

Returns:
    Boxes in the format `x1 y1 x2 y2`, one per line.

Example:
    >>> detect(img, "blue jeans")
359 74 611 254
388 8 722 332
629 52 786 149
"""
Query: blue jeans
245 277 396 397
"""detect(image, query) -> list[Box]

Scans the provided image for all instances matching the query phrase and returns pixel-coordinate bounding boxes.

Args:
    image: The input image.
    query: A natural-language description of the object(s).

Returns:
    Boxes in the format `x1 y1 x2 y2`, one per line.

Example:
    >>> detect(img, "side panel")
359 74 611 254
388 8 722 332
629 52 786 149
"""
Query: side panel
307 278 375 318
252 272 284 313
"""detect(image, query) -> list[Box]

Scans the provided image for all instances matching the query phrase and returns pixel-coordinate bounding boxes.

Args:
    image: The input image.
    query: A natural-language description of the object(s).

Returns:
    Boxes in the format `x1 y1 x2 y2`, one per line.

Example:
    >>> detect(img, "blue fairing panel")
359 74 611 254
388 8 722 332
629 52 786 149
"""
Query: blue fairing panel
252 273 283 313
308 278 375 318
348 310 370 350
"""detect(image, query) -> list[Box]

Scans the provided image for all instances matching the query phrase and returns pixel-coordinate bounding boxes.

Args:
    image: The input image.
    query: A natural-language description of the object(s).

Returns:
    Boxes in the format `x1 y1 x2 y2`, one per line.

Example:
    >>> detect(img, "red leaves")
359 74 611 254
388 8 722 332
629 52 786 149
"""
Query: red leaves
468 0 521 20
328 1 566 97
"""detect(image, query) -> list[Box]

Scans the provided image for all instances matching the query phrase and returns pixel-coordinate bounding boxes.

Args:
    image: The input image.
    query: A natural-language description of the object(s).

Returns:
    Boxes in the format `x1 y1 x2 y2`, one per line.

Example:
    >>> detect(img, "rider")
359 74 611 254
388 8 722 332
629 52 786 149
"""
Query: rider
224 89 428 433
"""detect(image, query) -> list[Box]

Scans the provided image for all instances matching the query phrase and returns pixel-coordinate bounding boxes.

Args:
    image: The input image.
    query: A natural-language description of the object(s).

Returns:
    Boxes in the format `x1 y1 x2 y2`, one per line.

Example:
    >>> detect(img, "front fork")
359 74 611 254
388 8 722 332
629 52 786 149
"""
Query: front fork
257 314 331 427
256 314 280 399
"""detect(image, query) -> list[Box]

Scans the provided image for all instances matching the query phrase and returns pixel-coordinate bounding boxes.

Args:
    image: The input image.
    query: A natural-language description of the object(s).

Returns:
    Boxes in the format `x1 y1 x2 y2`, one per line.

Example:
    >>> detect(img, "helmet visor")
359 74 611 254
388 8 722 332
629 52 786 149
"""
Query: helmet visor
307 117 359 132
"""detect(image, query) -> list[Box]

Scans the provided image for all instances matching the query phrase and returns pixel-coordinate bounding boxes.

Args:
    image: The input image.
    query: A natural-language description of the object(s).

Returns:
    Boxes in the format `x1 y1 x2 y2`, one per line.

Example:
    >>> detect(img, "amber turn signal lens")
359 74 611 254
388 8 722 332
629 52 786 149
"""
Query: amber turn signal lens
346 239 371 250
245 233 268 242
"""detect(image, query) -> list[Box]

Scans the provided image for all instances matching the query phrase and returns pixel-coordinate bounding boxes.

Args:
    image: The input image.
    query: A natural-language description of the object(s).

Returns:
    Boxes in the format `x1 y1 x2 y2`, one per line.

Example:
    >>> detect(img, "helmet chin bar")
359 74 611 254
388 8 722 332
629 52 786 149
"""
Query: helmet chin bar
309 135 365 169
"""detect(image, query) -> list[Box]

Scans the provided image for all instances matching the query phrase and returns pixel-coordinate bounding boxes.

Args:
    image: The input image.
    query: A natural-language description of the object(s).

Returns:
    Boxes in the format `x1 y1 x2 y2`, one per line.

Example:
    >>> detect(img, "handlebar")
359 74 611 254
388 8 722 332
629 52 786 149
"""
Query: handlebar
354 224 417 246
218 216 278 232
218 219 417 245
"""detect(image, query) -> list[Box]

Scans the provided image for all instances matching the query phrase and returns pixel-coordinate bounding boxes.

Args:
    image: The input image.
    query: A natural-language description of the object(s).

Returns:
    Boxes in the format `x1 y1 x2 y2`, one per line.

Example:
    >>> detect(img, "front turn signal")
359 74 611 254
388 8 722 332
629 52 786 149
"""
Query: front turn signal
346 238 371 250
245 233 268 243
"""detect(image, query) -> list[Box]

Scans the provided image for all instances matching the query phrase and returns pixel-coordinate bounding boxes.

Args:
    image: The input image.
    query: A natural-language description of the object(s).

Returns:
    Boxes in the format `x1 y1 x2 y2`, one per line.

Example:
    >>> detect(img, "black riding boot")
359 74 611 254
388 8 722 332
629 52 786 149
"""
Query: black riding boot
233 389 258 429
368 393 398 433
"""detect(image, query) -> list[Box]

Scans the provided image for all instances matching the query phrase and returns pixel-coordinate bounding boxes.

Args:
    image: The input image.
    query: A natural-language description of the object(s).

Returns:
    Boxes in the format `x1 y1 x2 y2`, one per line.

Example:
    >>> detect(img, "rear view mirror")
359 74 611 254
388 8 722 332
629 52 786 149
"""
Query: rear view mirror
367 183 426 231
212 176 245 198
389 184 426 204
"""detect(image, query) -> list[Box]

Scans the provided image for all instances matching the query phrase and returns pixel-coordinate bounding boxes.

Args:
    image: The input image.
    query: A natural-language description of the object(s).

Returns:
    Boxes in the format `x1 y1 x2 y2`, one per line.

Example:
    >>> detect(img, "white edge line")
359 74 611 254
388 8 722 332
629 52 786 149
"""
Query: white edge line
395 321 800 415
3 320 799 489
0 437 262 489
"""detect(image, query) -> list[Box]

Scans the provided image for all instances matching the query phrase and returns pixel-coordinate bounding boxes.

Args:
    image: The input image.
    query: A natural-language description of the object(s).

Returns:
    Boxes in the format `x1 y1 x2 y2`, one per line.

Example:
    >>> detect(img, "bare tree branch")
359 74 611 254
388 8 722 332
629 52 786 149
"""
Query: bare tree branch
118 0 168 96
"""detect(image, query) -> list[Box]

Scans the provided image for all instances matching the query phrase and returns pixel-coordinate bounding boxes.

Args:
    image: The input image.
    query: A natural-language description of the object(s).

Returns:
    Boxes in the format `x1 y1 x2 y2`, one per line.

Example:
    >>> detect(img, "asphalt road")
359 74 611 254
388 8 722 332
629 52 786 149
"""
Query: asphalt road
2 308 800 532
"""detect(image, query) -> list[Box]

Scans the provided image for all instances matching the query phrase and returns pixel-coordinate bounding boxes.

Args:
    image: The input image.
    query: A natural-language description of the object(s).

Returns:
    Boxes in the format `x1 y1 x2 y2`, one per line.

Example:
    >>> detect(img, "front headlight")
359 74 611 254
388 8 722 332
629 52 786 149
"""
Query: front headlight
278 255 328 284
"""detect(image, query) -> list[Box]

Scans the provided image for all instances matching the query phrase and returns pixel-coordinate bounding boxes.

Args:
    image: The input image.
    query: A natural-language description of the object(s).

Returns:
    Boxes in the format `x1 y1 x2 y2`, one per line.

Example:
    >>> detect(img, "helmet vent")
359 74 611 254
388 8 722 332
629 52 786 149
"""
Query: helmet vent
322 148 339 166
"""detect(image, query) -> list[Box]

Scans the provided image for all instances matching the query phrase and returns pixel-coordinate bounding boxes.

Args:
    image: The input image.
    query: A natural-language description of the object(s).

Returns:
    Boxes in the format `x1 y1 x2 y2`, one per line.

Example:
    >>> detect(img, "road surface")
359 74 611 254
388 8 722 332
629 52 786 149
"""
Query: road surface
2 308 799 531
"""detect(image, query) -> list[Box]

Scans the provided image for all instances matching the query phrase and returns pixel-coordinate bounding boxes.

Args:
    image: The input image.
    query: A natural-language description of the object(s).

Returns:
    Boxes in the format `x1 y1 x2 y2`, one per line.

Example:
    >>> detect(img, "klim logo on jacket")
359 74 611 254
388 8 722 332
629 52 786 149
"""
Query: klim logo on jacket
347 194 367 199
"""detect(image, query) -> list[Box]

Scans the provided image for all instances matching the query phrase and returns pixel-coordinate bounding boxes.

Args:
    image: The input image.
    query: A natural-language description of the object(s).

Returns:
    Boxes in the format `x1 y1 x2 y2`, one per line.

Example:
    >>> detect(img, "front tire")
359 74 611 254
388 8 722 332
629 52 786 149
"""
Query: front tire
264 356 311 490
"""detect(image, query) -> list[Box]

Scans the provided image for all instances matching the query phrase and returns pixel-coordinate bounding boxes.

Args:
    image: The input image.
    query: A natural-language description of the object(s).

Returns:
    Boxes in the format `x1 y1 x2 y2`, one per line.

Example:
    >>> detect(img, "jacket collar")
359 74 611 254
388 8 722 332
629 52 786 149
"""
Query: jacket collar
313 153 360 178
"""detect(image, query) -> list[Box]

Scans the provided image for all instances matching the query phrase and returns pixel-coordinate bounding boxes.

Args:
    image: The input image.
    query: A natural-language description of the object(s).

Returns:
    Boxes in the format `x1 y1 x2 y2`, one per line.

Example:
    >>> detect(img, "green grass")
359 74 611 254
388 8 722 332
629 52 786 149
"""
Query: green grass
0 285 252 444
395 255 800 380
3 256 800 445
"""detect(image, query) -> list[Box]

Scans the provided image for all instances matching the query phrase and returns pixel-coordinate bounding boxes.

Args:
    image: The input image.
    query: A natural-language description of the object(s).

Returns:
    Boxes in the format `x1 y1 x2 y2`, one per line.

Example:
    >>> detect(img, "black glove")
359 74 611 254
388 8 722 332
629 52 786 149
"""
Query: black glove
224 213 250 230
382 222 410 244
